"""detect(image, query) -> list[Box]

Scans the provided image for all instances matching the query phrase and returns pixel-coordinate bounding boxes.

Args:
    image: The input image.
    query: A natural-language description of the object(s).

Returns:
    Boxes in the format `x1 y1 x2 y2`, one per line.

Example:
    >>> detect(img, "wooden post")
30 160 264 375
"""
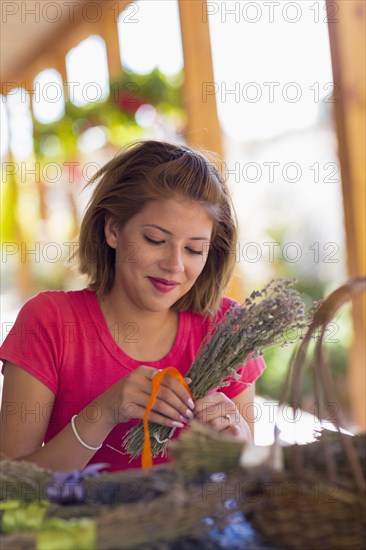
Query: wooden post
178 0 223 155
178 0 248 303
327 0 366 429
99 1 134 80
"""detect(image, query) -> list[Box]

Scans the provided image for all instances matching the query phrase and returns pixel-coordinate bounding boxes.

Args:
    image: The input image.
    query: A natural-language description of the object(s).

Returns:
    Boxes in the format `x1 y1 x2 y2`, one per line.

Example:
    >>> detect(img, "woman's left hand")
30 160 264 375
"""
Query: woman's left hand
193 392 252 442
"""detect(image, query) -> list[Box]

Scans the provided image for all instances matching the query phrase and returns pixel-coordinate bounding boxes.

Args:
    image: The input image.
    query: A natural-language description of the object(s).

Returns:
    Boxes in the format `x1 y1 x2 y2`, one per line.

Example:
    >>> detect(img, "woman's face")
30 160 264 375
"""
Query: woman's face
105 197 214 313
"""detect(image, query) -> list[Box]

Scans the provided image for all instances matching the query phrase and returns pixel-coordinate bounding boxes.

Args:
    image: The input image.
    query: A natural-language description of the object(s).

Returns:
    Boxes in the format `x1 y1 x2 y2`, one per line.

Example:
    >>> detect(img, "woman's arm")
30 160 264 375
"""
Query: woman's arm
0 363 116 471
231 384 256 440
1 362 195 471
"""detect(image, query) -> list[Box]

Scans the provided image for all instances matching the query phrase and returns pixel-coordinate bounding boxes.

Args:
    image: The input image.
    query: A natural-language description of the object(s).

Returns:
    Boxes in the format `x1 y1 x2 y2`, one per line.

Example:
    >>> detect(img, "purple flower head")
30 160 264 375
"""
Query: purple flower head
46 463 109 504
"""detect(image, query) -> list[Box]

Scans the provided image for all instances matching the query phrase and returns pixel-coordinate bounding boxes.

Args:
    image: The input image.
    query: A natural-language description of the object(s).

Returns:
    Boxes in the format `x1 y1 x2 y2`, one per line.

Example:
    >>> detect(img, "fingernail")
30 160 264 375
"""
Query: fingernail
179 415 188 423
185 409 194 420
184 377 192 384
187 398 195 410
172 421 185 428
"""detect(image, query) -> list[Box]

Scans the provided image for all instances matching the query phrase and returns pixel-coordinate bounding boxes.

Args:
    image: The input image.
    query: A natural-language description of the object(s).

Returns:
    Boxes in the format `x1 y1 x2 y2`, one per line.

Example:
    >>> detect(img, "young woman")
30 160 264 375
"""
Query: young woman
0 140 266 472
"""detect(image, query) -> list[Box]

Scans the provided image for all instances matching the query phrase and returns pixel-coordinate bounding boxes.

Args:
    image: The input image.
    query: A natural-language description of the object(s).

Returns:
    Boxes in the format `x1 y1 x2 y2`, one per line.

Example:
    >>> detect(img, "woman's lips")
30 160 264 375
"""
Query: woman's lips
147 277 179 293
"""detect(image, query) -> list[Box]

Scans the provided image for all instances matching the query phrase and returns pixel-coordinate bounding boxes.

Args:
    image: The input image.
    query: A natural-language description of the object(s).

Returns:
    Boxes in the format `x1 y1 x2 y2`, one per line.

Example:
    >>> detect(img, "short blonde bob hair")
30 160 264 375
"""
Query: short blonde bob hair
77 140 238 315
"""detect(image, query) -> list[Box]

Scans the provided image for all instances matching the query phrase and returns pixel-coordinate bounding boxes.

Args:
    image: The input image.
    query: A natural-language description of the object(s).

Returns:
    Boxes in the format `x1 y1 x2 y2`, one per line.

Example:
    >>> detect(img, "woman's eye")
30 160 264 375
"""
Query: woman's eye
144 236 164 245
187 248 203 256
144 236 203 256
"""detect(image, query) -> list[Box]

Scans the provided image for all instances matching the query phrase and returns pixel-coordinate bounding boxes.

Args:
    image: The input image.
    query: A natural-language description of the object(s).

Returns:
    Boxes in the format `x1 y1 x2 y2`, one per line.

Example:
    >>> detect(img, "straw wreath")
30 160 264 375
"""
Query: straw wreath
0 458 264 549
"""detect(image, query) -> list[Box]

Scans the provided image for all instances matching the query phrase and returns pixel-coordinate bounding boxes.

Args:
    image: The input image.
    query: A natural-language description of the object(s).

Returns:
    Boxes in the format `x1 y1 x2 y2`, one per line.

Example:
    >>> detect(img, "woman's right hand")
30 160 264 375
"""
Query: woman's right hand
96 366 194 429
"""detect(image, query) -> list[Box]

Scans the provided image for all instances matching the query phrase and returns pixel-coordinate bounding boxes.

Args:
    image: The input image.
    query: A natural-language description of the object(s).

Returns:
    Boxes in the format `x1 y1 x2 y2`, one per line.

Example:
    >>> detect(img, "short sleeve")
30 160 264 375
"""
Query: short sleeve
0 293 63 394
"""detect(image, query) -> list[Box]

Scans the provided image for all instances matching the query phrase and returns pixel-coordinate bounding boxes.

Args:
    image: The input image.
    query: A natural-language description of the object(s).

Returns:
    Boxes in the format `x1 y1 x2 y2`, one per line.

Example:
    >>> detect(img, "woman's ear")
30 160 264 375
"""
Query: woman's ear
104 216 119 249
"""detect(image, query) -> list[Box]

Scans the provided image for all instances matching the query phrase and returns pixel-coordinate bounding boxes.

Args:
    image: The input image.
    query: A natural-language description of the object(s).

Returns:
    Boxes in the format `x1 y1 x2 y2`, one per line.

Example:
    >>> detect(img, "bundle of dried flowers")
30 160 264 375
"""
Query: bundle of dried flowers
122 278 306 460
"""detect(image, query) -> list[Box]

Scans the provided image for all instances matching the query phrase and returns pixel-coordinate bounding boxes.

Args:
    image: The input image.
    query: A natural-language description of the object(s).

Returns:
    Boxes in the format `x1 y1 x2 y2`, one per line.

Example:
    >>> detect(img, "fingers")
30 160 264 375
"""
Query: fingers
153 391 194 423
123 387 188 428
208 413 251 441
144 408 186 429
198 414 244 441
145 369 192 385
141 367 193 404
159 373 194 410
193 393 246 439
144 367 194 416
124 403 185 429
207 413 235 433
224 423 242 437
194 393 238 424
145 368 162 381
128 366 194 427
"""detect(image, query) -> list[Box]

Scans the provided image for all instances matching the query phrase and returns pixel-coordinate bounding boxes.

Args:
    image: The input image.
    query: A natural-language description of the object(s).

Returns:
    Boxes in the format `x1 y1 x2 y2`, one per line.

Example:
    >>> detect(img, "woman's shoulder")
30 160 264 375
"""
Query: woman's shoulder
17 288 94 319
218 295 240 314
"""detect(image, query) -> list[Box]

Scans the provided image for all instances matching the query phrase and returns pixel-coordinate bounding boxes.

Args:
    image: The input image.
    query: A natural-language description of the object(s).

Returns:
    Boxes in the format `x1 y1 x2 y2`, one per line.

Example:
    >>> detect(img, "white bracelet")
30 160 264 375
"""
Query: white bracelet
71 415 103 451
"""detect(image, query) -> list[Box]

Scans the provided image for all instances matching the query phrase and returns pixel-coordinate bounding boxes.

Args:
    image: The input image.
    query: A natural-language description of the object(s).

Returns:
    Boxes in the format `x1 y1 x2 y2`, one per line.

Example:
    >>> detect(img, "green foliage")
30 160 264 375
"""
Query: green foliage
32 68 184 163
256 226 350 414
0 168 18 242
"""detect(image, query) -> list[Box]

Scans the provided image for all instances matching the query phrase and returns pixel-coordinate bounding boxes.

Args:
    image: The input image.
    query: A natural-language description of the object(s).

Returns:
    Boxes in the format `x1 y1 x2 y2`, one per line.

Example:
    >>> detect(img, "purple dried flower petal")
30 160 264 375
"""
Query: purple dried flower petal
46 463 109 504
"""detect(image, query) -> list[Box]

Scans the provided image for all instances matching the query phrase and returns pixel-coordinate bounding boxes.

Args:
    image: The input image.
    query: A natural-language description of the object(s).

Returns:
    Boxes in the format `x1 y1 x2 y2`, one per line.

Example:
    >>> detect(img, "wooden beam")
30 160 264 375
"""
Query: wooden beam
178 0 248 304
99 2 127 80
326 0 366 430
2 0 88 85
178 0 222 155
1 1 132 91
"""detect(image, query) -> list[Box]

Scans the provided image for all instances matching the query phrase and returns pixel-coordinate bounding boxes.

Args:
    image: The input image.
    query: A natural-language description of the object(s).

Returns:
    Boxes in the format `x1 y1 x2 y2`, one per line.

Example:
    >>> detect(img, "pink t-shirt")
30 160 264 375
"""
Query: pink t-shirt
0 289 266 471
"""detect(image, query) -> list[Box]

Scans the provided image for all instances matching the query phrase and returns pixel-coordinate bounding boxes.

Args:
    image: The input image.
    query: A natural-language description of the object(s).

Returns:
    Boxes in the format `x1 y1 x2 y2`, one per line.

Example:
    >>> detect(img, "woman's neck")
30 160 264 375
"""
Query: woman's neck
98 288 178 353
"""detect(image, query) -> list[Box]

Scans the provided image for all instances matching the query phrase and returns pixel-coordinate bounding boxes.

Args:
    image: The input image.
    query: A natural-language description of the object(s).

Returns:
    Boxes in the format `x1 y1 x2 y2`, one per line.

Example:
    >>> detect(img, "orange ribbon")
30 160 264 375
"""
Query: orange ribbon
142 367 193 469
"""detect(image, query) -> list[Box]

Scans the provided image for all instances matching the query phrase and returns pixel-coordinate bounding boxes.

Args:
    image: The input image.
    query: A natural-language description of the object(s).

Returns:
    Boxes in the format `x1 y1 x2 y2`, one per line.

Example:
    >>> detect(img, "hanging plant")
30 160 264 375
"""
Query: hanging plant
32 68 184 163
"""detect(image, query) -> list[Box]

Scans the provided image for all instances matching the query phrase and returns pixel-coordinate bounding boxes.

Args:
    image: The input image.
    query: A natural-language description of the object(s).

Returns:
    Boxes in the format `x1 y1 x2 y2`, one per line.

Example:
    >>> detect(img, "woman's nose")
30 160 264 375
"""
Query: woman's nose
159 246 184 273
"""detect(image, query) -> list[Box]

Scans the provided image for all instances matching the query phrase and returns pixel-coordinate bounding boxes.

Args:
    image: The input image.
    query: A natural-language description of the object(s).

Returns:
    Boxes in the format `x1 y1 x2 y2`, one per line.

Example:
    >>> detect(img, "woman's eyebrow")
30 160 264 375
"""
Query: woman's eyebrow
142 224 210 241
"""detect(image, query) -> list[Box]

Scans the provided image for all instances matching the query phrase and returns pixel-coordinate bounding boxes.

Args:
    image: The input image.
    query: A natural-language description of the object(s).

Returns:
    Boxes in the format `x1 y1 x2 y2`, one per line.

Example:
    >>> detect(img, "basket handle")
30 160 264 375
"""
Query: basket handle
275 276 366 491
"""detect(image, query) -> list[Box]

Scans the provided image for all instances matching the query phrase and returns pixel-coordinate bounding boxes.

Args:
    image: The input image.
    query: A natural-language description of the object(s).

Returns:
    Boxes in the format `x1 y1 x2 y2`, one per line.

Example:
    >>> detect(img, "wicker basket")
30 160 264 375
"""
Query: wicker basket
237 276 366 549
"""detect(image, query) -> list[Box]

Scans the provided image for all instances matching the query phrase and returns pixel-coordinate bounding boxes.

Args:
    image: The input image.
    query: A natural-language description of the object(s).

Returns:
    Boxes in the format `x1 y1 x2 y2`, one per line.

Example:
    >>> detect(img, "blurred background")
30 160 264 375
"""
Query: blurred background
1 0 365 437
